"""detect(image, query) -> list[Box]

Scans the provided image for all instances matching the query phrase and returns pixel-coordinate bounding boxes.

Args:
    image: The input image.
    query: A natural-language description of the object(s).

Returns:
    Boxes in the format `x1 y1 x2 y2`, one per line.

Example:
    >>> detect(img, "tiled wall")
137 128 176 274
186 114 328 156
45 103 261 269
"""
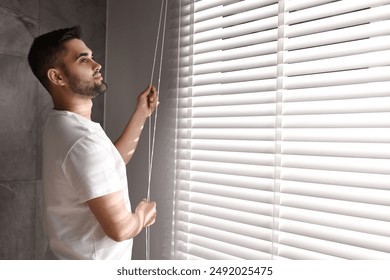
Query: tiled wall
0 0 106 259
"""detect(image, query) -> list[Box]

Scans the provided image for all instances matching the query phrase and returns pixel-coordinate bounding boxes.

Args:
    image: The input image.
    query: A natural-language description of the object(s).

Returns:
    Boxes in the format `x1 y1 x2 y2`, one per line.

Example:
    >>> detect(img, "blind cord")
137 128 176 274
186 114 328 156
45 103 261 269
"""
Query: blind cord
146 0 168 260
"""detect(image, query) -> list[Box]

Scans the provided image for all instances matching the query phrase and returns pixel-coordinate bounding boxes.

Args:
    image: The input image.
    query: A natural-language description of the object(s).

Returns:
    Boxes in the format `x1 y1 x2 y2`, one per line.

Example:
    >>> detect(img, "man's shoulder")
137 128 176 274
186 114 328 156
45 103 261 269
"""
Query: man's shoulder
48 110 100 133
43 110 103 154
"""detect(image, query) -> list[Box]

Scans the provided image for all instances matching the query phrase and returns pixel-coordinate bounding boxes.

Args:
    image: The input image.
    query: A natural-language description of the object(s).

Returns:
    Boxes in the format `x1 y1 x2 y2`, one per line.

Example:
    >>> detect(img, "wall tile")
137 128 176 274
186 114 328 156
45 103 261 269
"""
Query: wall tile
0 6 38 56
0 54 37 181
0 0 39 19
34 180 46 259
0 181 36 259
35 84 52 180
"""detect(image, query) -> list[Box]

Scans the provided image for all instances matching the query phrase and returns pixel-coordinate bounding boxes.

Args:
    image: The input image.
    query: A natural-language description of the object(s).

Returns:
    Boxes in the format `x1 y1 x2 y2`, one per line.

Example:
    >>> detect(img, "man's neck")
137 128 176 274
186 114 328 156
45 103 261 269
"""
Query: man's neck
53 96 93 120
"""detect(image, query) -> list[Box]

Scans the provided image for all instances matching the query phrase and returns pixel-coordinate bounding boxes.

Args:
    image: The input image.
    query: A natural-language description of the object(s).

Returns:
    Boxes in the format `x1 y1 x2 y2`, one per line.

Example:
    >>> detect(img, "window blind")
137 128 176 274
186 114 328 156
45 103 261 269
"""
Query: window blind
173 0 278 260
277 0 390 259
172 0 390 260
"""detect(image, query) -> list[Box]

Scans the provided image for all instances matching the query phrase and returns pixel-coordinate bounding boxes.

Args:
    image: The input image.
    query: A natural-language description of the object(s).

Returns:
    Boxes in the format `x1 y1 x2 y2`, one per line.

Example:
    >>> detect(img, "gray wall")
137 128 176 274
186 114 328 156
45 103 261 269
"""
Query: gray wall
106 0 178 259
0 0 106 259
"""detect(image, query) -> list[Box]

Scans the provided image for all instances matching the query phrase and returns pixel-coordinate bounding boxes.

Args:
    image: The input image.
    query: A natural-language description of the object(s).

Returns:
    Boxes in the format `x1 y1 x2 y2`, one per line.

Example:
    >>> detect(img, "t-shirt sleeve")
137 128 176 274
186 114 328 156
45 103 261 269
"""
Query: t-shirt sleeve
62 133 123 202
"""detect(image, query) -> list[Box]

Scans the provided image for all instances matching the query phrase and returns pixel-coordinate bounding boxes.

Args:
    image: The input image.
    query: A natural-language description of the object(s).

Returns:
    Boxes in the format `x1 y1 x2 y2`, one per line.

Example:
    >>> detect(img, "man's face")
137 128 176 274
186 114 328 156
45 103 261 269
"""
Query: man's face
60 39 107 98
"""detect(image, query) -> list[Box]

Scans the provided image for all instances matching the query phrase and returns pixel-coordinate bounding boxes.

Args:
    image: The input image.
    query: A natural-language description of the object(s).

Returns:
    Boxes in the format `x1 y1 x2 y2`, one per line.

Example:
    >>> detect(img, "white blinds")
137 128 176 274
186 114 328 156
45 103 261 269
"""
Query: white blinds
172 0 390 260
277 0 390 259
173 0 278 260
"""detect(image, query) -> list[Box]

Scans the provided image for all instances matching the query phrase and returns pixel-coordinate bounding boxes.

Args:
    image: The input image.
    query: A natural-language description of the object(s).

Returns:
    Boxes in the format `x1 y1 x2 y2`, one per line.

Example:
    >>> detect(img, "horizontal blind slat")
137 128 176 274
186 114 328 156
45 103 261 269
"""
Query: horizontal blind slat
185 212 272 240
177 139 275 153
193 0 238 13
194 29 277 54
282 142 390 159
175 192 273 217
278 190 390 221
185 224 272 255
281 167 390 192
189 91 276 106
286 35 390 63
283 97 390 115
286 3 390 38
193 66 277 86
193 53 276 75
186 234 270 259
178 149 274 165
283 81 390 102
178 159 274 178
175 199 273 227
277 231 390 259
194 17 278 44
280 180 390 207
278 219 390 253
282 154 390 175
285 20 390 51
194 4 278 33
182 242 242 260
186 116 275 128
275 244 344 260
192 41 277 64
192 80 276 96
282 128 390 143
177 170 274 191
183 182 274 204
178 128 275 140
191 103 276 117
286 0 390 24
285 0 337 12
284 66 390 89
194 0 277 23
279 205 390 237
284 50 390 77
282 112 390 128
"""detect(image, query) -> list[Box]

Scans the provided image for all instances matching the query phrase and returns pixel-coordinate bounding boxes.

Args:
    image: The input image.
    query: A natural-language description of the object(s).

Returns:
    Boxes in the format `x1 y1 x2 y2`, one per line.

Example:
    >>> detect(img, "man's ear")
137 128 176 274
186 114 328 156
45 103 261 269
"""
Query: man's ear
47 68 65 86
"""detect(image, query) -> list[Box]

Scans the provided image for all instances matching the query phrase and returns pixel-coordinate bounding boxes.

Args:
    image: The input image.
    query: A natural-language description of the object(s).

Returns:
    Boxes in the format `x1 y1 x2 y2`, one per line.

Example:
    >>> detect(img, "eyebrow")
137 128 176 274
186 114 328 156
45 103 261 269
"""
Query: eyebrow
75 51 92 60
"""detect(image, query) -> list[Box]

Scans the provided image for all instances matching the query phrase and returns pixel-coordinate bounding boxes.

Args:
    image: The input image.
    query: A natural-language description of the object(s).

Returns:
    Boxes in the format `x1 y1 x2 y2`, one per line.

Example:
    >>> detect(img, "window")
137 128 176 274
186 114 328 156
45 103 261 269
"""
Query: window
172 0 390 259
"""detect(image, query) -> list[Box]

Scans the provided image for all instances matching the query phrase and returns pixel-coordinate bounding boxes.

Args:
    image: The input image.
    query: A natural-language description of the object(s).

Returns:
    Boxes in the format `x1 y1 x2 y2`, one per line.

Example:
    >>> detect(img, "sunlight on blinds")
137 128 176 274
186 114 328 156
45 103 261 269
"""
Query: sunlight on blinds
277 0 390 259
173 0 278 260
172 0 390 260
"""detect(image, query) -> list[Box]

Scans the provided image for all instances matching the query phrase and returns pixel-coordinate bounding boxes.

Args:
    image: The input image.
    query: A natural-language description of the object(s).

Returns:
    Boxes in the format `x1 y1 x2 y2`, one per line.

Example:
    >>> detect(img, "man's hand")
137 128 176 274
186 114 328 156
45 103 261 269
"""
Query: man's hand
136 84 159 119
135 199 157 227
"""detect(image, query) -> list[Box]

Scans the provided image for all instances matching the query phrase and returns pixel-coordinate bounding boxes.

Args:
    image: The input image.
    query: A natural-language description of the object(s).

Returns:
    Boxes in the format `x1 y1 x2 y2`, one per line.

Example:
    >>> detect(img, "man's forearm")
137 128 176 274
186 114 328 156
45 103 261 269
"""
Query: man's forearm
114 110 148 164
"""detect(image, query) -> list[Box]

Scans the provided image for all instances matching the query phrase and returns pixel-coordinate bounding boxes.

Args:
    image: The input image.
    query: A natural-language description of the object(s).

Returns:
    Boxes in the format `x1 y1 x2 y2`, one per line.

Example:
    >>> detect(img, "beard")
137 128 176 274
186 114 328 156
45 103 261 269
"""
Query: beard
63 67 107 98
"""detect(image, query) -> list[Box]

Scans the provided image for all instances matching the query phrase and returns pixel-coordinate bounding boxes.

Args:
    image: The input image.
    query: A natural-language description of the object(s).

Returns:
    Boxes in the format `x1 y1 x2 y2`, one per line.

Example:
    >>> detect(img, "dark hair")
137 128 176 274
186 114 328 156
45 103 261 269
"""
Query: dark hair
28 25 82 90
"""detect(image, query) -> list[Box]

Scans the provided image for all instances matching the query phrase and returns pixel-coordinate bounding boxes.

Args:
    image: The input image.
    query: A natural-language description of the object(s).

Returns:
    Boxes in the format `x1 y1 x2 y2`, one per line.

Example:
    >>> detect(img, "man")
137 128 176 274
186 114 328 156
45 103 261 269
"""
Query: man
28 26 157 259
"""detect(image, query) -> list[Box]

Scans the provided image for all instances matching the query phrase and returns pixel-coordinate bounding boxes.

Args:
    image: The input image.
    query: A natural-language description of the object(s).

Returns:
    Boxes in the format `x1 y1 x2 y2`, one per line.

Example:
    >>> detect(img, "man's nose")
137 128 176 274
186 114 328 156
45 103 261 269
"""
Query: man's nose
93 60 102 72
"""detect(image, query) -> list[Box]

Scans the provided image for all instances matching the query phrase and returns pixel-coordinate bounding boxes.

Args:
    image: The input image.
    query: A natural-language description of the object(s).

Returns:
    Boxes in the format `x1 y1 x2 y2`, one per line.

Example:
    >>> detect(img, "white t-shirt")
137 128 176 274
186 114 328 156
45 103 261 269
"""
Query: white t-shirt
42 110 133 259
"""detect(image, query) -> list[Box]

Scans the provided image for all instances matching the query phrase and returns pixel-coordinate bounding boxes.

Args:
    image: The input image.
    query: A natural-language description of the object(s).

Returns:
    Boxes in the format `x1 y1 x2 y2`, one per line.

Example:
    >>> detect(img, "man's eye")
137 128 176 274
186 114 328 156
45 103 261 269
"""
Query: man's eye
80 58 87 63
